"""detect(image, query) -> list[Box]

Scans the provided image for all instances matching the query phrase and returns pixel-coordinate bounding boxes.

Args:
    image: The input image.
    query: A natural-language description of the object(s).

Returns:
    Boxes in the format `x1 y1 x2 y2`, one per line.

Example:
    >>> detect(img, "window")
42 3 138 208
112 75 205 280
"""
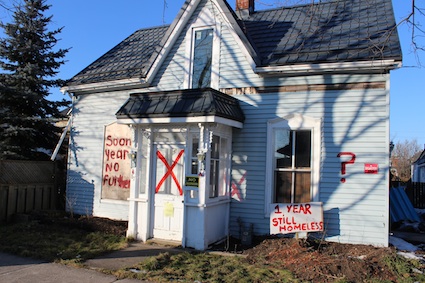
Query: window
191 134 229 199
191 137 199 175
274 130 311 203
209 135 229 198
191 28 213 88
266 114 321 209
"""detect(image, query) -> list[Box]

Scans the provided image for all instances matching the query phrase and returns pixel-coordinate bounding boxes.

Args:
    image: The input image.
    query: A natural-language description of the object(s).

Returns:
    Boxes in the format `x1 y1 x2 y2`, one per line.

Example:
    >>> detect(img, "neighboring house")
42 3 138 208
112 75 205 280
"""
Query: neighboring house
61 0 401 250
411 150 425 182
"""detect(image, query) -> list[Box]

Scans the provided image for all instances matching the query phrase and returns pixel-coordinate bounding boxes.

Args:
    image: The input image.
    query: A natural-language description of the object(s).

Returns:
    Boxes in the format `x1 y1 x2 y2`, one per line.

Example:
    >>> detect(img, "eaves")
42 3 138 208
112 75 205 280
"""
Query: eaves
255 60 402 76
60 78 148 95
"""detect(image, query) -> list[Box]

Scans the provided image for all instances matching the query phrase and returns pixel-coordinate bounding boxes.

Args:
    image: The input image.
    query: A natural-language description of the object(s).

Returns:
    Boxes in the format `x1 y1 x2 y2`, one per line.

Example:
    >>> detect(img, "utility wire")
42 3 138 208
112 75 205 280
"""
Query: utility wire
162 0 168 25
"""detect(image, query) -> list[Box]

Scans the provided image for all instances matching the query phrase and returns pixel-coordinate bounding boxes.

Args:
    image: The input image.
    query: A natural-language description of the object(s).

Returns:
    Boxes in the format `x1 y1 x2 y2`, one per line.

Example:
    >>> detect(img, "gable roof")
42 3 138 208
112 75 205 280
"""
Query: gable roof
66 25 169 86
64 0 401 89
412 149 425 166
244 0 401 66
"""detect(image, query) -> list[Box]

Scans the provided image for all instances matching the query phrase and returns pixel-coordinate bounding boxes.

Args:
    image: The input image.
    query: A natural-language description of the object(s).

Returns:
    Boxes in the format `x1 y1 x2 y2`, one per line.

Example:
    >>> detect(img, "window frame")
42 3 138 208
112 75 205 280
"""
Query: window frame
190 28 214 89
188 125 231 203
184 13 220 90
265 114 321 215
274 129 312 203
208 134 230 199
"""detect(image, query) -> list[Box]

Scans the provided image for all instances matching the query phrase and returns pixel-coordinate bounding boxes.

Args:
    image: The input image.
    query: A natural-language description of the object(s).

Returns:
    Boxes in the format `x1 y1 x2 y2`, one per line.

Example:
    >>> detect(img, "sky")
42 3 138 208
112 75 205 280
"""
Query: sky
1 0 424 147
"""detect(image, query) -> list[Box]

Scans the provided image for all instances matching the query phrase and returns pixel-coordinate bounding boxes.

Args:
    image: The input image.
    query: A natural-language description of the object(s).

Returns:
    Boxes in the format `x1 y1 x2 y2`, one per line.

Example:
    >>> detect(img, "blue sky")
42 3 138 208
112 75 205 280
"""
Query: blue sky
1 0 424 146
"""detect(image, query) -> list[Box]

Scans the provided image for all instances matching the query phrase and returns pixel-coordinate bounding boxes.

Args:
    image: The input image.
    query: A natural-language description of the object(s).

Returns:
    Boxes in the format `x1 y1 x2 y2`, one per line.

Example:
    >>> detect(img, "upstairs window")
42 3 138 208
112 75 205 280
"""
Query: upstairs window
191 28 213 88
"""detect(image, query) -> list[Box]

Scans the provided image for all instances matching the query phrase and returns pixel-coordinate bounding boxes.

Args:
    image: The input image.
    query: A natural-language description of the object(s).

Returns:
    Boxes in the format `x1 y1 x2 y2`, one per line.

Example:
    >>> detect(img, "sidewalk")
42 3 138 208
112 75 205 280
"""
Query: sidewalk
0 241 183 283
84 240 184 271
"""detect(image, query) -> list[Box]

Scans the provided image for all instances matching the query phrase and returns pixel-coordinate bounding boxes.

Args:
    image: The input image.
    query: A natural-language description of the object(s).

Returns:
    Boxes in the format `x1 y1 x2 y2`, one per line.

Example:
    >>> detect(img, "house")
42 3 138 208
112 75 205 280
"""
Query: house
411 149 425 182
61 0 402 250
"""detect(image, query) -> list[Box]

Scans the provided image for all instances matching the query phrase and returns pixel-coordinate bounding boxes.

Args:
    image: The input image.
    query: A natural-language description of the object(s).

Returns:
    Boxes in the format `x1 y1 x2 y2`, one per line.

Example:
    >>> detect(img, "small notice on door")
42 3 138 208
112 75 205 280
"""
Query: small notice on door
164 202 174 217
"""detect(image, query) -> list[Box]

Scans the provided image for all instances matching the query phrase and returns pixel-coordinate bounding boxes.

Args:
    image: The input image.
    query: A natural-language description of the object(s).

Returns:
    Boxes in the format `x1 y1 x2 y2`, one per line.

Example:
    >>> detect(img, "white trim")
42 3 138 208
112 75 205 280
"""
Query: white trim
60 78 148 93
62 0 259 94
186 26 219 89
265 114 321 216
153 0 257 88
211 23 221 89
384 76 391 246
184 3 221 89
215 3 257 71
99 199 128 205
117 116 243 128
255 60 402 75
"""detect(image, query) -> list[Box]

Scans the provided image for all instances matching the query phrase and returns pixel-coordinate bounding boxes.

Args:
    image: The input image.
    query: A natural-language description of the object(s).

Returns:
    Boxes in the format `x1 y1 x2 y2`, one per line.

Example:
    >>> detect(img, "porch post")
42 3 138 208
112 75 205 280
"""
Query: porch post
127 125 138 239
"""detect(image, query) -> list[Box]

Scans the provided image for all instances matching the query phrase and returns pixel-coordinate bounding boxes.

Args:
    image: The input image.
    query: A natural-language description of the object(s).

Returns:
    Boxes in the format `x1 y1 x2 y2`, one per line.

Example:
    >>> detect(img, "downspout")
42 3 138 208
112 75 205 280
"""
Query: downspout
51 91 74 161
51 114 72 161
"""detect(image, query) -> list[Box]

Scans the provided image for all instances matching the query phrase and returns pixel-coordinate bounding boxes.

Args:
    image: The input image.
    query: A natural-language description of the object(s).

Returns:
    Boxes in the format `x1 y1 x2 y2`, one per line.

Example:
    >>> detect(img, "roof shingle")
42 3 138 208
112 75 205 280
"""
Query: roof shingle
66 0 401 86
115 88 245 122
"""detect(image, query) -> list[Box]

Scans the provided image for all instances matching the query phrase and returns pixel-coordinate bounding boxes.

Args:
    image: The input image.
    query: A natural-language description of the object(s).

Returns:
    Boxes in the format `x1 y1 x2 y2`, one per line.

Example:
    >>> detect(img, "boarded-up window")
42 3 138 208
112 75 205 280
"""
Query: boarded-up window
101 122 132 200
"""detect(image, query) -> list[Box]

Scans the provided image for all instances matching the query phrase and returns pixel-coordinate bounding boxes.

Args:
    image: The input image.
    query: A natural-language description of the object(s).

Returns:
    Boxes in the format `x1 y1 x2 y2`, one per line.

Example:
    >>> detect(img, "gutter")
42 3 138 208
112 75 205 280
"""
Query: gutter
255 60 402 75
60 78 149 94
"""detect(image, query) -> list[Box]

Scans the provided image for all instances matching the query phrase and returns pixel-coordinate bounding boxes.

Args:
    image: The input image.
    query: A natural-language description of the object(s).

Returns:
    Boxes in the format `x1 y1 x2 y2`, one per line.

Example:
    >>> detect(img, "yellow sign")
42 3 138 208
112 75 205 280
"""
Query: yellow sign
164 202 174 217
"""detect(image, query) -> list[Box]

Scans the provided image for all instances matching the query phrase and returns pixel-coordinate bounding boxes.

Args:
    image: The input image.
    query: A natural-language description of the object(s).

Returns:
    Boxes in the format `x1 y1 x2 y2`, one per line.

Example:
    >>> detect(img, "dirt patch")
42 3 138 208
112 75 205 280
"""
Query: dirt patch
243 237 404 283
24 212 425 282
29 211 128 236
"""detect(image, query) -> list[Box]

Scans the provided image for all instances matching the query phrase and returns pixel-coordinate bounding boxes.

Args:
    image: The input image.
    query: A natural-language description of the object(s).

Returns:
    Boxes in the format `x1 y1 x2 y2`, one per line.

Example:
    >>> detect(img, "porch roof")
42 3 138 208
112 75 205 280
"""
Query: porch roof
115 88 245 126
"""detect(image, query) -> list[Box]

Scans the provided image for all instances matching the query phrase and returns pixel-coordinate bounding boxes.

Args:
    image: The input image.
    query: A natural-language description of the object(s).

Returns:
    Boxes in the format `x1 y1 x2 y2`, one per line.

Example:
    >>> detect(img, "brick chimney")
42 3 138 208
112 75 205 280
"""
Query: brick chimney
236 0 254 18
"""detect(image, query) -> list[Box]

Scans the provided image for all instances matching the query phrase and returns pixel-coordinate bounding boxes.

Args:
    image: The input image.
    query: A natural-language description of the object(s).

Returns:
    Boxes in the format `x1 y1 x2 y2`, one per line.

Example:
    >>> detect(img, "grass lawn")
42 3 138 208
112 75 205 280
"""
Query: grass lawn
1 211 424 283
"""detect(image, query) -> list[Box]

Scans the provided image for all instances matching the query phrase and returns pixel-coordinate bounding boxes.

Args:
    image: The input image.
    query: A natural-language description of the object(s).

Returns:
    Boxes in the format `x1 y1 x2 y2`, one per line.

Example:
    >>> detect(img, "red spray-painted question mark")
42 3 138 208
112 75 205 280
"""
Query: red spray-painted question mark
337 152 356 183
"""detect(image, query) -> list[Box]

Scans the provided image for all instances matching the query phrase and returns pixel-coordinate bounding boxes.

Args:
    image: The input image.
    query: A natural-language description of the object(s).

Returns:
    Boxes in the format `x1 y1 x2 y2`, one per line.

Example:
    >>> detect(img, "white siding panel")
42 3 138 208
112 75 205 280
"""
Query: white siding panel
67 91 130 220
229 74 390 246
153 32 187 90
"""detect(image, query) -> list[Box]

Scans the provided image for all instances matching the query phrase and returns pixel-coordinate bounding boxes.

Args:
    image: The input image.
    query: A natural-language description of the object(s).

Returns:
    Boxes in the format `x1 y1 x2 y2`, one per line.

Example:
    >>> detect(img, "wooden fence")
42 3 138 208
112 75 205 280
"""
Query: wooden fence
0 160 65 223
405 182 425 209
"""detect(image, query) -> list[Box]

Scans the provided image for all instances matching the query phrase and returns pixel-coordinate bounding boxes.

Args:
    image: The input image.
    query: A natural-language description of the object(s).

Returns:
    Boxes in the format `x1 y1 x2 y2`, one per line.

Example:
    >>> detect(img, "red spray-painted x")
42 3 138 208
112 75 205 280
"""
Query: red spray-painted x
156 149 184 195
231 171 246 201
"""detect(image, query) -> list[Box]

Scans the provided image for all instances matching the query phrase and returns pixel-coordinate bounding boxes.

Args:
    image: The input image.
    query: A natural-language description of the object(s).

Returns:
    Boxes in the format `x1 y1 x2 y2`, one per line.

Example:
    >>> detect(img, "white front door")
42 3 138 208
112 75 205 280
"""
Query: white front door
152 144 185 241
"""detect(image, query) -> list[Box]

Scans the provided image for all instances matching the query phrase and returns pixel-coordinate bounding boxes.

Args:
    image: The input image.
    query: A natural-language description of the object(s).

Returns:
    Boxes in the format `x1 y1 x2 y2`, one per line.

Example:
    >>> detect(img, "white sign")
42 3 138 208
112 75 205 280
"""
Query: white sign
270 202 324 234
101 122 132 200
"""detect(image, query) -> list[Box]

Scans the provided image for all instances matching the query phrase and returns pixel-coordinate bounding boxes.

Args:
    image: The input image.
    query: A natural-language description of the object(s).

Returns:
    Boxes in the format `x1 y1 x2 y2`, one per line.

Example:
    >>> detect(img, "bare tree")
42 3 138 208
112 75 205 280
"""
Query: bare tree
398 0 425 54
254 0 425 63
391 139 422 182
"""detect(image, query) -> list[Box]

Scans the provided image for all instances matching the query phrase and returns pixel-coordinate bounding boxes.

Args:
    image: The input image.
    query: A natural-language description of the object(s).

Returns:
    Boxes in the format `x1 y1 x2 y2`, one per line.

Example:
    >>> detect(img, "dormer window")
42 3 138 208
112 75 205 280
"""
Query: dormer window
191 28 213 88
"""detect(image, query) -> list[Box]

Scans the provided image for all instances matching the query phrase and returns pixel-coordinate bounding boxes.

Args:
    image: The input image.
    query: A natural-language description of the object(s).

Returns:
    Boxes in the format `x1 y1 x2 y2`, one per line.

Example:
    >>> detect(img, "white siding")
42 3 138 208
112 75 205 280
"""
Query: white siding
67 91 130 219
68 0 391 247
151 0 390 246
228 84 390 246
209 6 390 245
